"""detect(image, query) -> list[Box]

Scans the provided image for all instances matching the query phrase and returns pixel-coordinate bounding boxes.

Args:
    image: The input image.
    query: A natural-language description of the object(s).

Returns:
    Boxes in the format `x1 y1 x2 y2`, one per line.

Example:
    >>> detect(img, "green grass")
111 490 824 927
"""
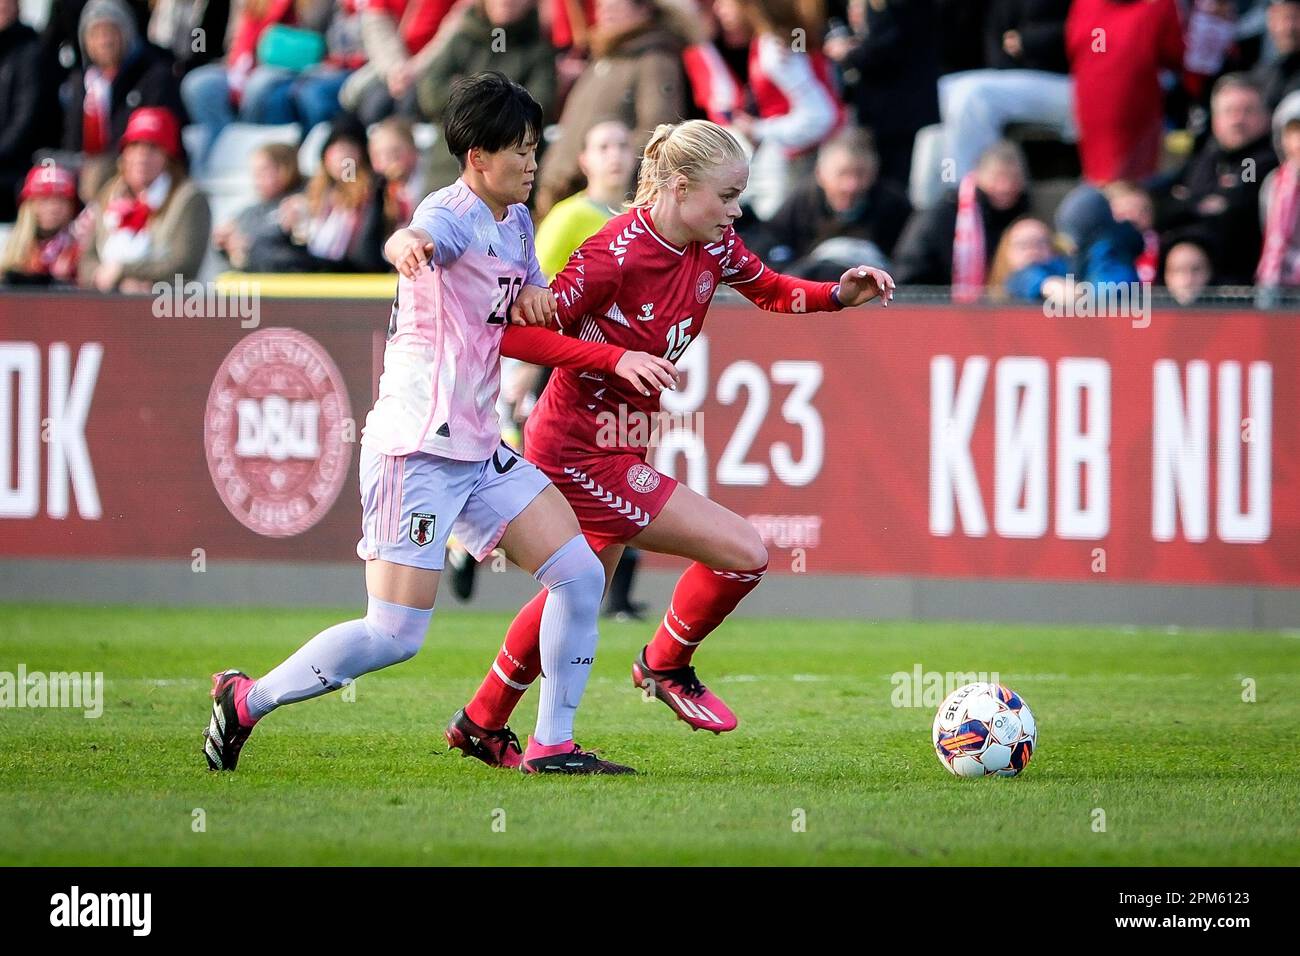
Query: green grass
1 603 1297 865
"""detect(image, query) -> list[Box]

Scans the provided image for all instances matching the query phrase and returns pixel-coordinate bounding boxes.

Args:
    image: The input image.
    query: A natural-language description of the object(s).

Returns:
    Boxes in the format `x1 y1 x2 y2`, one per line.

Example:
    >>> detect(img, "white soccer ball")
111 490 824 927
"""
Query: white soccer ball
932 682 1037 778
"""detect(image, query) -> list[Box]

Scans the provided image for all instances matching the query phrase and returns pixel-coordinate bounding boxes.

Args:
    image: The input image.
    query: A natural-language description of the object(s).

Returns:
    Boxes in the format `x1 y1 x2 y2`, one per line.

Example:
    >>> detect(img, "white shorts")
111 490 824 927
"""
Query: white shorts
356 441 551 571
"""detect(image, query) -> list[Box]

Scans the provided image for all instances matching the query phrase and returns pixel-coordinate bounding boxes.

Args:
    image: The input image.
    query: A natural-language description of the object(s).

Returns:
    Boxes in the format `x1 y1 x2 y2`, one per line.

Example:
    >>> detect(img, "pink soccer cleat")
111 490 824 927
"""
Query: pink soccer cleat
444 707 524 769
631 646 738 734
203 669 258 771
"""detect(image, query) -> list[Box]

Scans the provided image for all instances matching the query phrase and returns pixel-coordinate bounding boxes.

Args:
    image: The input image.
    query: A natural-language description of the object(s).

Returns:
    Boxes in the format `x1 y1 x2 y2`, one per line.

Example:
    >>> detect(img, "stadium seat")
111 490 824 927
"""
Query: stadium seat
298 121 332 179
199 123 303 197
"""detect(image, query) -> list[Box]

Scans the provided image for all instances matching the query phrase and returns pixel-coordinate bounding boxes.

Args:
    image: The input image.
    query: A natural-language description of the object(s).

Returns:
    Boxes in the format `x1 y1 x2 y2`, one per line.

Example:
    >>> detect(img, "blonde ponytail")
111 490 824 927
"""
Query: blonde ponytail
630 120 748 208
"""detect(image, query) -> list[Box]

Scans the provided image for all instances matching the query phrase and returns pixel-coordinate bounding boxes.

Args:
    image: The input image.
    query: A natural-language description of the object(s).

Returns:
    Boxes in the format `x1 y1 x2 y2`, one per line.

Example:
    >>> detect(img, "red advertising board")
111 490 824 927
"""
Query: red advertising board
1 293 1297 584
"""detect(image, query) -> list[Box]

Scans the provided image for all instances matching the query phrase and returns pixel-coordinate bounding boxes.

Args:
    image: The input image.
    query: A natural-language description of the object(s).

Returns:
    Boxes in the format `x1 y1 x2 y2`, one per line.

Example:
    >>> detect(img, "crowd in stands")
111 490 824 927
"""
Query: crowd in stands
4 0 1300 305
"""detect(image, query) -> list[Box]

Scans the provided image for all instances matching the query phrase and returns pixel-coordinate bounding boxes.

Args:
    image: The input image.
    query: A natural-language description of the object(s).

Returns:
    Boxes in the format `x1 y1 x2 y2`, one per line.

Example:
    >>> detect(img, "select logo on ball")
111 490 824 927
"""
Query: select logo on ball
205 328 352 538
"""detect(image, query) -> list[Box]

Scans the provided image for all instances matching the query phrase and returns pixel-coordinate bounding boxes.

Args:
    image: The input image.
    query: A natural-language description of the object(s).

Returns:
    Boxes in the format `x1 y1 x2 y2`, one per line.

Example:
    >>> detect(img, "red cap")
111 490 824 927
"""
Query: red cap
20 163 78 203
120 107 182 160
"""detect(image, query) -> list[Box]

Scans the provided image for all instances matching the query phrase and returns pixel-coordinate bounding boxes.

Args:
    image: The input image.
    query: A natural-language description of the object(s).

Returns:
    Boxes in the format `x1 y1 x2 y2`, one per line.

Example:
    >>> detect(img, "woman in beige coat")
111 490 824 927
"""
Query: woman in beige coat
79 107 212 292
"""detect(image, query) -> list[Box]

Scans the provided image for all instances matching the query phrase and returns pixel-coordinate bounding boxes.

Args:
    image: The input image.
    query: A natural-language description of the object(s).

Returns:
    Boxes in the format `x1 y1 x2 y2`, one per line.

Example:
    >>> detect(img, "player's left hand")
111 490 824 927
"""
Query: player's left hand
836 265 895 307
509 284 556 327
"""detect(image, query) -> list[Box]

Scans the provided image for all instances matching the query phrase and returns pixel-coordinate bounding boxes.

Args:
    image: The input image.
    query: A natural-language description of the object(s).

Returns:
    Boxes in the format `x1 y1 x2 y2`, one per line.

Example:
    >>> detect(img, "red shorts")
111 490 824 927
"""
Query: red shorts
535 454 677 552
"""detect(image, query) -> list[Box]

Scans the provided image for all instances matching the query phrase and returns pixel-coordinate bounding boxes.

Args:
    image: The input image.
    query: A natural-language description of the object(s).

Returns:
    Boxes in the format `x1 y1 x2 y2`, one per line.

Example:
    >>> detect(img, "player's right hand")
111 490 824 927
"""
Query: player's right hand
615 351 679 396
390 232 435 279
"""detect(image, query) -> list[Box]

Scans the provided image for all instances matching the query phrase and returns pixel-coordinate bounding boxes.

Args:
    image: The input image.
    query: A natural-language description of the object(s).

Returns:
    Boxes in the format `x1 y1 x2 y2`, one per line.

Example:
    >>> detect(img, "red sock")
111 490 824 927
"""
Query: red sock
645 562 768 671
465 588 545 730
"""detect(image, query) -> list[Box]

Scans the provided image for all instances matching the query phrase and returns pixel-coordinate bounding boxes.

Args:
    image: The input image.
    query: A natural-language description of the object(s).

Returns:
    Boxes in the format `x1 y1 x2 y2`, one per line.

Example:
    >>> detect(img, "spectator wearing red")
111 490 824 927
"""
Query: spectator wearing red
79 106 212 291
729 0 844 218
63 0 185 157
0 163 81 284
338 0 465 124
179 0 310 173
1256 88 1300 295
1065 0 1185 184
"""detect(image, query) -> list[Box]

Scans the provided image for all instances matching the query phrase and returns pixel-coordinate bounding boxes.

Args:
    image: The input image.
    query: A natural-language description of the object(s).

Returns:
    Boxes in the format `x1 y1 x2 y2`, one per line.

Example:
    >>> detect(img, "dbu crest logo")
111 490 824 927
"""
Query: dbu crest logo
626 463 661 494
410 512 436 547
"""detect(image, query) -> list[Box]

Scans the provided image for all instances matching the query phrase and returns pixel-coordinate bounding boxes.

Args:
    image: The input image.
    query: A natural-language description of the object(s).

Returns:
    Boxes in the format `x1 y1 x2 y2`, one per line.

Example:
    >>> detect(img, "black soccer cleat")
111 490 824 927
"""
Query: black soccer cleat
521 741 637 775
444 708 524 769
203 669 258 771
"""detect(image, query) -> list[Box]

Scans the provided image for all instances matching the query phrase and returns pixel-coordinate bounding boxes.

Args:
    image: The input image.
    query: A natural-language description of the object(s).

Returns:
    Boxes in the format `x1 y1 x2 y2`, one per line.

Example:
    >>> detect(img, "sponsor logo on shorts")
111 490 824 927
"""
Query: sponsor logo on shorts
204 328 352 538
695 270 715 303
626 463 661 494
410 512 437 547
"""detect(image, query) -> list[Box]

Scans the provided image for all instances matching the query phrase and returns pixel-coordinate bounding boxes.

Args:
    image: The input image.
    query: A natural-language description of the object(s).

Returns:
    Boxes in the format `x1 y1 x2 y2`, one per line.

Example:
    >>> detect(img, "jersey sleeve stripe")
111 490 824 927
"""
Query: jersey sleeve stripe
726 262 766 285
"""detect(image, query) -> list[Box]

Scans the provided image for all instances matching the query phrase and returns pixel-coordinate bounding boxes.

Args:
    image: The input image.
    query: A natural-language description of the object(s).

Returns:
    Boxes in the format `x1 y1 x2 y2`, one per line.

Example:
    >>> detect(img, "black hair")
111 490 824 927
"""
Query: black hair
442 72 543 170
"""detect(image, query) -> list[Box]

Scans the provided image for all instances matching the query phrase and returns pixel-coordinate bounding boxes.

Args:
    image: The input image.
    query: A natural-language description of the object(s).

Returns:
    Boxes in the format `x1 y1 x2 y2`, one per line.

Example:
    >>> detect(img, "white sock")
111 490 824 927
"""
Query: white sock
245 597 432 719
532 534 605 746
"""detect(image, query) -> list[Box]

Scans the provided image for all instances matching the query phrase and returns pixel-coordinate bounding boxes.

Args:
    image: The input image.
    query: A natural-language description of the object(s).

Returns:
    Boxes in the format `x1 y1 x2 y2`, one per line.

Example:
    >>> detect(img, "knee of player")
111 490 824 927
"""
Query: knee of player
733 532 768 572
570 544 608 595
366 597 433 662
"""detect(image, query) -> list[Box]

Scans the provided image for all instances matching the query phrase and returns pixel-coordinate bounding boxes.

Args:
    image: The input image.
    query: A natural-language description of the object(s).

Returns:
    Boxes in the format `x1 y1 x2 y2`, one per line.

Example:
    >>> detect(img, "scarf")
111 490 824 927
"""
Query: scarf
24 228 81 282
307 201 361 262
1257 161 1300 287
101 172 173 265
952 173 986 303
1136 228 1159 284
82 68 114 155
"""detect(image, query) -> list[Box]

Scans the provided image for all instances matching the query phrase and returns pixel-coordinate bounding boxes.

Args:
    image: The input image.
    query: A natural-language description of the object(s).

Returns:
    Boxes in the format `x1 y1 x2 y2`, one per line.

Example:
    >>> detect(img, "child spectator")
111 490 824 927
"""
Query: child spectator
0 162 81 284
1105 180 1159 283
1050 182 1142 288
1164 239 1214 304
212 142 303 270
535 119 635 277
987 216 1068 302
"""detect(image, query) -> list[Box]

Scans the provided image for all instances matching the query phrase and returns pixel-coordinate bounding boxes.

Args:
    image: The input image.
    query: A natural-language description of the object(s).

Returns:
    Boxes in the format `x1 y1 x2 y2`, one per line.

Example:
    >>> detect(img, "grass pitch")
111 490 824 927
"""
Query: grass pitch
1 603 1297 866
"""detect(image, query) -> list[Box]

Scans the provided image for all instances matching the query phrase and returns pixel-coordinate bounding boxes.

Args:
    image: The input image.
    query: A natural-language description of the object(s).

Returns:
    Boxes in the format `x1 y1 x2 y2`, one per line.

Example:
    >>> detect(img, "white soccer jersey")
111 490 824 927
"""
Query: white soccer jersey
361 179 545 461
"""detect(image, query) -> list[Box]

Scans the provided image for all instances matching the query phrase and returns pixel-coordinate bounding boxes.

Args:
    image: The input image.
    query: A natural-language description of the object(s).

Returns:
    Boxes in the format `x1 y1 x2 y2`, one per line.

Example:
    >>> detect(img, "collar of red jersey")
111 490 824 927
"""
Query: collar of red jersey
634 206 686 255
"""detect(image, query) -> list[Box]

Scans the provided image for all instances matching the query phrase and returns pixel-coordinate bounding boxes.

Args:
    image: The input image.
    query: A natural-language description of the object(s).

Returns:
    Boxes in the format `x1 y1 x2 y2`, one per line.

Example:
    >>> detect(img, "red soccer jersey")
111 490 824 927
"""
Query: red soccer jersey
525 205 842 463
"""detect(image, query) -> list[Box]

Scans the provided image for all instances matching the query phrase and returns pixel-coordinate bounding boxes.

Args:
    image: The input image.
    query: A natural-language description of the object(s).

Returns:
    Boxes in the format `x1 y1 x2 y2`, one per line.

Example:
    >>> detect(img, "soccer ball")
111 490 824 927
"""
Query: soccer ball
933 682 1037 778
